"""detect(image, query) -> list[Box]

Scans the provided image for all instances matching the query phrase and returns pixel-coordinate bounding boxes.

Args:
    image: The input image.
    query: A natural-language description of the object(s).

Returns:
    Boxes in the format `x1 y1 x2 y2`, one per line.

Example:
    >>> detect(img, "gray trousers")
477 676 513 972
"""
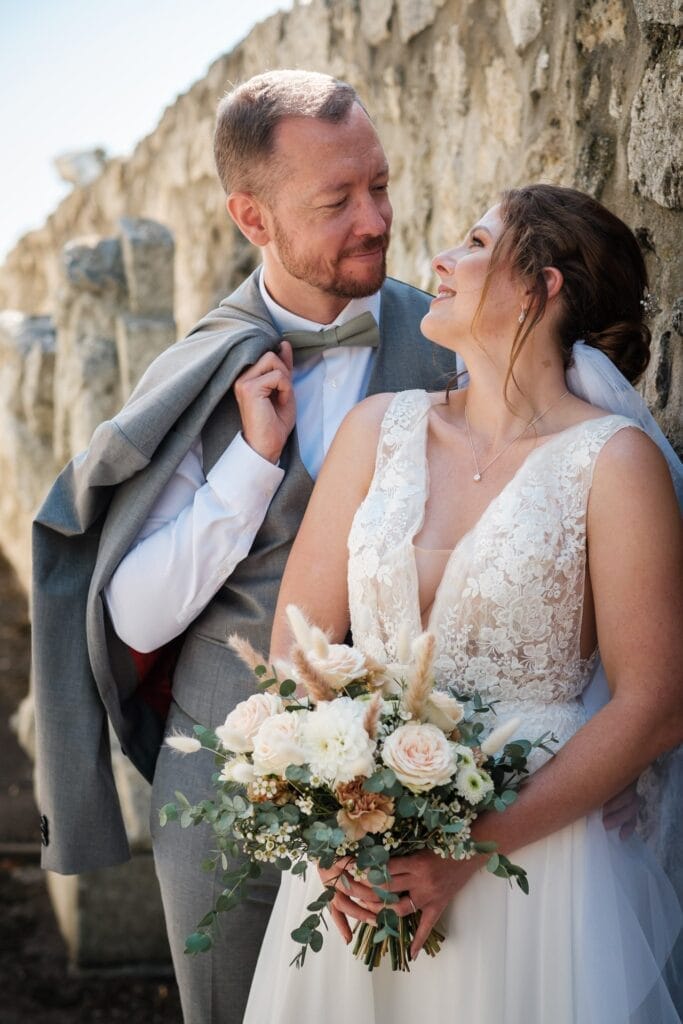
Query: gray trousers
151 701 278 1024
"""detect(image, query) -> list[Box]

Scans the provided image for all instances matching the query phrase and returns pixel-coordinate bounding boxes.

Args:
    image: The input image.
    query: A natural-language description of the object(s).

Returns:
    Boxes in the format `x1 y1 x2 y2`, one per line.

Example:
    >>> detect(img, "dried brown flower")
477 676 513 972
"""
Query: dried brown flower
401 633 436 721
227 634 267 673
363 693 383 741
291 646 337 703
336 778 395 841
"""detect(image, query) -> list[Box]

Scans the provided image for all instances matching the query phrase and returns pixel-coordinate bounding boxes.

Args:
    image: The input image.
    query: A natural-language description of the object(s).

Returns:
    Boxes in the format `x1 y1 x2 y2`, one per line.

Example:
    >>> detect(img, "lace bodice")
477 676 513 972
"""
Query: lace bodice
348 390 638 750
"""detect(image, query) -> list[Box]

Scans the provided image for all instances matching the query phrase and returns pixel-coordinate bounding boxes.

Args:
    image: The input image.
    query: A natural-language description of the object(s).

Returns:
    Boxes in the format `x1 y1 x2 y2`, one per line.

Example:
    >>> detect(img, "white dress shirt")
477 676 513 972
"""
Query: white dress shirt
103 272 380 652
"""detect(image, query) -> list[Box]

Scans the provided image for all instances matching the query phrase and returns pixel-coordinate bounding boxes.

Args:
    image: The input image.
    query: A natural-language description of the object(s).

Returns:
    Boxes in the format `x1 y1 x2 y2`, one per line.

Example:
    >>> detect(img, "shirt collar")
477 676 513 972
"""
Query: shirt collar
258 267 381 334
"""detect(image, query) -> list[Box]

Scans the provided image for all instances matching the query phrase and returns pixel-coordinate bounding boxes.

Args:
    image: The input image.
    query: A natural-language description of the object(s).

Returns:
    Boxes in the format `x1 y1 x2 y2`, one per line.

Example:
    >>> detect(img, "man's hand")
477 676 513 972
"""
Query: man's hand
233 341 296 464
602 780 641 839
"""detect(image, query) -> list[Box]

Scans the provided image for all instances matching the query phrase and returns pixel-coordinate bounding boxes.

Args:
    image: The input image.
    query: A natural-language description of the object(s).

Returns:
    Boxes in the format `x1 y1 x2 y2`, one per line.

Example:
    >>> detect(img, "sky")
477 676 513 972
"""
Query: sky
0 0 293 262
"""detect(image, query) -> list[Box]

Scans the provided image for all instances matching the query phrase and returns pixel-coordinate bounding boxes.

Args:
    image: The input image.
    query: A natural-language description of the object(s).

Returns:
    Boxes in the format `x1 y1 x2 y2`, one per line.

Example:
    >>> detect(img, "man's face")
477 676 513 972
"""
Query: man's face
259 105 393 316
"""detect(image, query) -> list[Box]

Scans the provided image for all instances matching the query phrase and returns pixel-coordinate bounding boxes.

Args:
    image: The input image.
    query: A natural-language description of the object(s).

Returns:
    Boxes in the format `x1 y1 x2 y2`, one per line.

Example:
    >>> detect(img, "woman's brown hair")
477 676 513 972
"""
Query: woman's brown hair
476 184 651 395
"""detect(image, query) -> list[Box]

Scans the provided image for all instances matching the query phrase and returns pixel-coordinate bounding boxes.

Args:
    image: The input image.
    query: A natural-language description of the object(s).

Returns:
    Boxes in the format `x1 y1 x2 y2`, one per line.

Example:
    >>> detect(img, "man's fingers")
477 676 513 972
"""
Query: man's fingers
238 368 292 401
278 339 294 372
235 350 291 384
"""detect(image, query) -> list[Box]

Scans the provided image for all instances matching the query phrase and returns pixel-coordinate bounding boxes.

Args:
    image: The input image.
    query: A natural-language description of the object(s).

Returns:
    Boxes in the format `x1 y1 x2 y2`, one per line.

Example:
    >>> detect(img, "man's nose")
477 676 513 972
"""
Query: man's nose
353 193 391 237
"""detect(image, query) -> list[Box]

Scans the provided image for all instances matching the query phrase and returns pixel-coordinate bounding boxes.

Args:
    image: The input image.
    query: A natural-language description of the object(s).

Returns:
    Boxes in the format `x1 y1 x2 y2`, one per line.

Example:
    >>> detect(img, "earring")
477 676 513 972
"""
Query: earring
518 306 527 325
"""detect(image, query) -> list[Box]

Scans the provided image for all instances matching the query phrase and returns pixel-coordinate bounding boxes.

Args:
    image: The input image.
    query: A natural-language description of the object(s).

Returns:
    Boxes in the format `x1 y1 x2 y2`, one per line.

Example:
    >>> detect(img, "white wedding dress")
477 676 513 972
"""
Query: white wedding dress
244 390 681 1024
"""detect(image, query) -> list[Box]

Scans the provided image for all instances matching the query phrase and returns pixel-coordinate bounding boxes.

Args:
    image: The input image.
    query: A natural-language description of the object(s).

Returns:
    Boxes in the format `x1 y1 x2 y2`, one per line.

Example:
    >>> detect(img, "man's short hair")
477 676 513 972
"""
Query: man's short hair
214 69 364 197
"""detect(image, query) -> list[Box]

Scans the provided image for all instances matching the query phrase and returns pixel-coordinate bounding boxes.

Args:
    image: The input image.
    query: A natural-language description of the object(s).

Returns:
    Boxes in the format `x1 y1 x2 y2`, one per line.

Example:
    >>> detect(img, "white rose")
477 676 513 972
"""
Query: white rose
302 698 376 785
423 690 465 733
215 693 283 753
219 759 256 785
307 644 367 689
381 723 457 792
252 711 306 778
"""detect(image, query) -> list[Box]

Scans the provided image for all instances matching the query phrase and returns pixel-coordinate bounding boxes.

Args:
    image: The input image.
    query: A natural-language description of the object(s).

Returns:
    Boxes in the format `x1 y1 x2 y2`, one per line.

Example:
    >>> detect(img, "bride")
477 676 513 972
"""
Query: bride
244 184 682 1023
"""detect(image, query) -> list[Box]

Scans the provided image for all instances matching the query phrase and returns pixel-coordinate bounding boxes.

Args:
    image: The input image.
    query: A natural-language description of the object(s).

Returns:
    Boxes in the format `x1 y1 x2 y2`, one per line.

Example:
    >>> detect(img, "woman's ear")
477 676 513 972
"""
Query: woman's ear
541 266 564 301
226 192 271 247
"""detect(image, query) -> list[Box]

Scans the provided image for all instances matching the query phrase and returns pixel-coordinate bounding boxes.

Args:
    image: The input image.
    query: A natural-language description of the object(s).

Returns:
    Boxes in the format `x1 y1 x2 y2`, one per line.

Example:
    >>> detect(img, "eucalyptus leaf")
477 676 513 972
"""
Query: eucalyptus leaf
185 932 212 955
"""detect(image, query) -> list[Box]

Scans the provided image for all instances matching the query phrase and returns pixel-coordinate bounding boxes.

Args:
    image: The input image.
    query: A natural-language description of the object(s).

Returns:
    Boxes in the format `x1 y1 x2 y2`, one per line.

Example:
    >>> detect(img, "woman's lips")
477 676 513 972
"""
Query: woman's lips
432 286 456 303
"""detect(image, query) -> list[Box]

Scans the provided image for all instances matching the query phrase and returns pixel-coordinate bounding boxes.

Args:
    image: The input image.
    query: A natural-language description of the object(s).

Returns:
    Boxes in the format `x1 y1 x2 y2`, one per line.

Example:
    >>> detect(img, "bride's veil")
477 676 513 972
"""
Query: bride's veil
567 341 682 1011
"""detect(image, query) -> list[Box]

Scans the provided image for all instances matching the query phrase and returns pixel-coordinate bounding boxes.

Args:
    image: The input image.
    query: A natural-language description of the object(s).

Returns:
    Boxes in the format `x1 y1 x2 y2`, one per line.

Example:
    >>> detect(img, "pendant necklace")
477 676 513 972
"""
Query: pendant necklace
464 390 570 482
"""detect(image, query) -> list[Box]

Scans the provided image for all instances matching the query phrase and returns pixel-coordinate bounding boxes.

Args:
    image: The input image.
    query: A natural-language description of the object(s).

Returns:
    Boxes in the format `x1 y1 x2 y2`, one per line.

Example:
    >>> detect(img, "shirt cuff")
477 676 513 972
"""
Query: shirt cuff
206 431 285 513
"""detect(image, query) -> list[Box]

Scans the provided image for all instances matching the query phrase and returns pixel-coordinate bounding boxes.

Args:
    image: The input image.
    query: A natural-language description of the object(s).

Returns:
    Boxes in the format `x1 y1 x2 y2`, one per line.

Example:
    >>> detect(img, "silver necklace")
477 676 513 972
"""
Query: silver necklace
464 390 570 482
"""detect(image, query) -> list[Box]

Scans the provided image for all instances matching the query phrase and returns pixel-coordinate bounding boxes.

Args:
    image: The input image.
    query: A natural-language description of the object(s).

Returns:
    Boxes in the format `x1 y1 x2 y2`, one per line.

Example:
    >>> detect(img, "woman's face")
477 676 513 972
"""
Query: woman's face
421 204 525 353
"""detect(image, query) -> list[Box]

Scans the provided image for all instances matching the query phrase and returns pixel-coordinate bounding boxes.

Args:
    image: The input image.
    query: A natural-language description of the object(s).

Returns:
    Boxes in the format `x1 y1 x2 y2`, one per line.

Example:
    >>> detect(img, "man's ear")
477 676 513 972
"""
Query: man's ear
541 266 564 301
226 192 271 246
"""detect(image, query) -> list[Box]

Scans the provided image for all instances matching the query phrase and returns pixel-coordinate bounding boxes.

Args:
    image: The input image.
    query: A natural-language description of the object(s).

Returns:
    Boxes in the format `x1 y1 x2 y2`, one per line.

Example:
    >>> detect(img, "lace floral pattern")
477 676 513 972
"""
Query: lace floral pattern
348 390 638 758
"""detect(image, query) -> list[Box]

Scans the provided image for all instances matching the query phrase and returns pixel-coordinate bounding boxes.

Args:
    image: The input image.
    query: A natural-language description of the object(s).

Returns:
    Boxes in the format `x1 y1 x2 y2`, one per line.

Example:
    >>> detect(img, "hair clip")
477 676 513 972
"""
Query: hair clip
640 289 660 318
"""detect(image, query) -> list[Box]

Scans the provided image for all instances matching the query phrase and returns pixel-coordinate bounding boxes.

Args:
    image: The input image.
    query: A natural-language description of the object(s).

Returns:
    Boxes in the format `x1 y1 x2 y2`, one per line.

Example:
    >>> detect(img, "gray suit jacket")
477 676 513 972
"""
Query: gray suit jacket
32 271 458 874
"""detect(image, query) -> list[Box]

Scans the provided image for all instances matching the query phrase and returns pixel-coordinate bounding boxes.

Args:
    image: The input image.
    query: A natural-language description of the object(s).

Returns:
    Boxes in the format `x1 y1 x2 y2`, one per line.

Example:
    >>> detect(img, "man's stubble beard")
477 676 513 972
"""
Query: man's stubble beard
272 218 389 299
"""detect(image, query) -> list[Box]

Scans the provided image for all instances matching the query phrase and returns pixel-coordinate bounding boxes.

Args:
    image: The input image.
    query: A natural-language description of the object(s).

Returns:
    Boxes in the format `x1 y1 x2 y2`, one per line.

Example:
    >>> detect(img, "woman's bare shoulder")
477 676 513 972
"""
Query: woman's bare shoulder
590 423 680 524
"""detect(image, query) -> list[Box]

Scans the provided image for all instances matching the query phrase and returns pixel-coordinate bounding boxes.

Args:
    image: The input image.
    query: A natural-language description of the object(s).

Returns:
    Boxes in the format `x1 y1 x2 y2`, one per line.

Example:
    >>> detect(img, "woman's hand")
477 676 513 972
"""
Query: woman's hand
350 849 480 958
317 858 386 944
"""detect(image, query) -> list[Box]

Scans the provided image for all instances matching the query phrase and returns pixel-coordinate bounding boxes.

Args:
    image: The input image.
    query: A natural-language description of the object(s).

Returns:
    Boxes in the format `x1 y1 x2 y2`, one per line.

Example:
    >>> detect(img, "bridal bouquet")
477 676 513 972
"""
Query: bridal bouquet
161 606 553 971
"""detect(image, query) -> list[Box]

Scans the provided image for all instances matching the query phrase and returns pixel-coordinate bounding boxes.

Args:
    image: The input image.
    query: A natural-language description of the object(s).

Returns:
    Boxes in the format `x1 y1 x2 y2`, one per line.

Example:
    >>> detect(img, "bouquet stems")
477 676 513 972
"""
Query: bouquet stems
351 912 445 972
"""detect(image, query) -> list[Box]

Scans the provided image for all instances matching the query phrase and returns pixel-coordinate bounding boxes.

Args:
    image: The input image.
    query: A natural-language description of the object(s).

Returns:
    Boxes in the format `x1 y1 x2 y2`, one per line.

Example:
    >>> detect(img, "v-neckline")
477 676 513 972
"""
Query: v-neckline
410 409 618 632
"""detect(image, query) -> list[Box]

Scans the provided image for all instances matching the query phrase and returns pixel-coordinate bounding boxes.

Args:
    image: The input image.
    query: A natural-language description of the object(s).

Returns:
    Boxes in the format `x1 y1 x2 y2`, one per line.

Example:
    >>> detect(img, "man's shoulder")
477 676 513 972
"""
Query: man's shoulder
382 276 433 304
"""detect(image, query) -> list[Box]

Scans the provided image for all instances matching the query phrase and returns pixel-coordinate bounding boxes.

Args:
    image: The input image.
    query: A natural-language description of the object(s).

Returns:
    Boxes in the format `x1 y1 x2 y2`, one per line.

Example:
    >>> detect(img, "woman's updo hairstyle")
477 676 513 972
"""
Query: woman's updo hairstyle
485 184 651 387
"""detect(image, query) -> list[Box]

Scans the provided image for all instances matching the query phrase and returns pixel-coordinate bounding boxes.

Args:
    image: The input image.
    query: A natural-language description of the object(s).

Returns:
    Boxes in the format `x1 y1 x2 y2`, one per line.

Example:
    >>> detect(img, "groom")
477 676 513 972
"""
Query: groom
32 70 458 1024
33 70 638 1024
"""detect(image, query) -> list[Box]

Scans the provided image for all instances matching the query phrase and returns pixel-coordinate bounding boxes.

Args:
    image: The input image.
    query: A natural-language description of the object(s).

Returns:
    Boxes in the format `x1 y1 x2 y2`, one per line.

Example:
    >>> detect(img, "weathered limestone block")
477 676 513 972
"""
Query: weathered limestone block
360 0 394 45
397 0 447 43
504 0 543 53
54 148 108 187
530 45 550 96
0 312 58 589
53 237 126 463
22 319 56 440
119 217 174 316
632 0 683 25
116 314 176 400
575 0 627 51
628 52 683 209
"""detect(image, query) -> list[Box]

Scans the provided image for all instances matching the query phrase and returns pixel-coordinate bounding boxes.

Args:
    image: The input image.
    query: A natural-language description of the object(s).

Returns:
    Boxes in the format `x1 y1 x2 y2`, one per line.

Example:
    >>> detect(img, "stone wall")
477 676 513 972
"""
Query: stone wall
0 0 680 977
1 0 680 450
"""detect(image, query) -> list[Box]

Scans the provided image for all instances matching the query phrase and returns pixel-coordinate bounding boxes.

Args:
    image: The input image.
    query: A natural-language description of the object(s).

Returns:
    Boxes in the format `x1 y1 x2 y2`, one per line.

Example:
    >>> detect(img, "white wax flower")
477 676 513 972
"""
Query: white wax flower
215 692 283 753
165 734 202 754
480 717 522 757
302 698 375 786
252 712 307 778
381 722 457 792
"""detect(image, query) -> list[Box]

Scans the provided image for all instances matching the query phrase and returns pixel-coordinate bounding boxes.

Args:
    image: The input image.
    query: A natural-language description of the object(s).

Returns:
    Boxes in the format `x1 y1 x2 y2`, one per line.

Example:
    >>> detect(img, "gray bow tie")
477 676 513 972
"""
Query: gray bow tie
282 311 380 361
